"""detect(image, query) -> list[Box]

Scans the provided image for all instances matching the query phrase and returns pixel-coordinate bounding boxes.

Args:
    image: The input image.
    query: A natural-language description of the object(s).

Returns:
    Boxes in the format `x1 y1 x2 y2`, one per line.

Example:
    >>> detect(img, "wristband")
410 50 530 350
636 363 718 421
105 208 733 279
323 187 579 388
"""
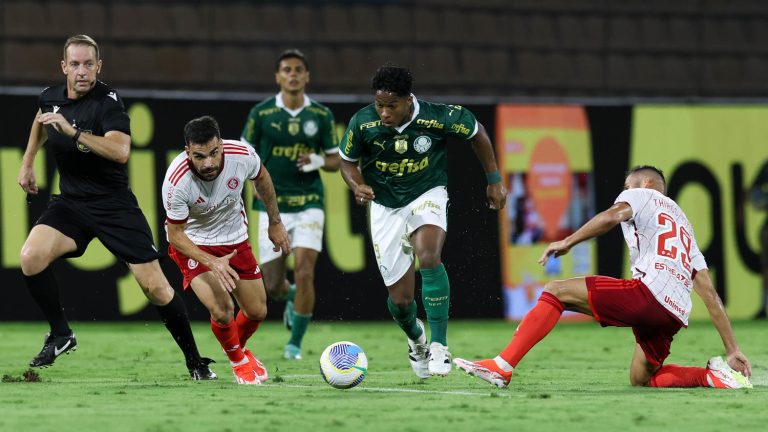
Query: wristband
72 129 82 143
300 153 326 173
486 170 502 185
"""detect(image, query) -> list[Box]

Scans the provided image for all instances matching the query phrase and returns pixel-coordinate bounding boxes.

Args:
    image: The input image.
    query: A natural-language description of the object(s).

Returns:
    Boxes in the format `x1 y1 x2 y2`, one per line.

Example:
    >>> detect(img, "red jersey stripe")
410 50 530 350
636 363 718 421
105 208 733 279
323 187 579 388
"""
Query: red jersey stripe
171 166 191 185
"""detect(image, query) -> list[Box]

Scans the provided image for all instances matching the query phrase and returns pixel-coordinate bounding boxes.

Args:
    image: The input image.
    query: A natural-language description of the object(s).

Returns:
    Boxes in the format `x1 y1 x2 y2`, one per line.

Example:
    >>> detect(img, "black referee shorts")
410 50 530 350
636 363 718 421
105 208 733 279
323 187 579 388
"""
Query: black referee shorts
36 189 162 264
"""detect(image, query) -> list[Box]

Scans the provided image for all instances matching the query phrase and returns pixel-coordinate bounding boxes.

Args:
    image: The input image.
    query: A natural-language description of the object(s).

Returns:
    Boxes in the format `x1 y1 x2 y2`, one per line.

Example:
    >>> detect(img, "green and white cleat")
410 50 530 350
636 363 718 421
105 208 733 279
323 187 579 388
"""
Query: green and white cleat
706 356 753 389
284 343 302 360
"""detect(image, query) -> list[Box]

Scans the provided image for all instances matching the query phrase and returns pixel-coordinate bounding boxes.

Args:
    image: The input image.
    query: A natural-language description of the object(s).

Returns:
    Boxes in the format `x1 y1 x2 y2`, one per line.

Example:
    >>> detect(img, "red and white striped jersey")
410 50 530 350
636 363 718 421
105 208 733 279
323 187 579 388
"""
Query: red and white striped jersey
162 139 261 245
615 188 708 325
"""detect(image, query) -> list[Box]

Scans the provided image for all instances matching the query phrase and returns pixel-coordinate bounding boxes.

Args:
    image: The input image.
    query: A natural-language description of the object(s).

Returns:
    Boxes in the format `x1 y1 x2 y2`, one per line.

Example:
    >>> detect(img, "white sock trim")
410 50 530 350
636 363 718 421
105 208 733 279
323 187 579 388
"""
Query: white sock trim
494 356 515 373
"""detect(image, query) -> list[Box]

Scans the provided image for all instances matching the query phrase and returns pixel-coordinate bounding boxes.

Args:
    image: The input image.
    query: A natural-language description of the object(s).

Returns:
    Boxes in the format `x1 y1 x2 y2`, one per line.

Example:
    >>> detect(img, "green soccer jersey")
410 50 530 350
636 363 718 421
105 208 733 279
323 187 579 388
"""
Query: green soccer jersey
242 94 337 213
340 97 477 208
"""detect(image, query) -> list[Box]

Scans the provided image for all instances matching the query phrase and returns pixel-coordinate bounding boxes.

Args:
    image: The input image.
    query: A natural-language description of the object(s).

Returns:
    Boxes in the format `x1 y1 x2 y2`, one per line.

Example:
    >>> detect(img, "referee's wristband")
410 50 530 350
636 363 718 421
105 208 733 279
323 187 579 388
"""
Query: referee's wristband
72 129 82 143
486 170 502 185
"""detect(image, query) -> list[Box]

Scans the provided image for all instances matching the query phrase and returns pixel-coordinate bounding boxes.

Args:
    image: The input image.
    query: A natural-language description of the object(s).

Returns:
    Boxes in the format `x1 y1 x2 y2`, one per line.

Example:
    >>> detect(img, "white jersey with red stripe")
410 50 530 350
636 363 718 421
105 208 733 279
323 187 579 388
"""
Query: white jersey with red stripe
615 188 708 325
162 139 262 245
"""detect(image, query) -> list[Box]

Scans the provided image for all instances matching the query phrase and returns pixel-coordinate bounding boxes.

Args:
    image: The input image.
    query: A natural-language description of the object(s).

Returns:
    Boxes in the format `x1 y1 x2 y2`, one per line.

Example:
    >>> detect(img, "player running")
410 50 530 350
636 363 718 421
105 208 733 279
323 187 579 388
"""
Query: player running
455 166 753 389
163 116 290 385
340 65 506 377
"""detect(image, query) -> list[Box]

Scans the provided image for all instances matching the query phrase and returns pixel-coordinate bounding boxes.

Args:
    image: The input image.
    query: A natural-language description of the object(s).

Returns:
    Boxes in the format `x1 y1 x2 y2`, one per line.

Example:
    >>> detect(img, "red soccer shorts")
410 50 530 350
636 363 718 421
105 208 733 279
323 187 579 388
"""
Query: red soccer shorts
168 240 262 289
586 276 683 367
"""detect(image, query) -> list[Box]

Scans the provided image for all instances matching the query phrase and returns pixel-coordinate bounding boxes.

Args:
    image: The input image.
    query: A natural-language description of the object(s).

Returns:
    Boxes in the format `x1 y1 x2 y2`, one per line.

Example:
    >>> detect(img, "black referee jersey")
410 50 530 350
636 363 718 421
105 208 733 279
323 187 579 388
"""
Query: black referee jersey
38 80 131 198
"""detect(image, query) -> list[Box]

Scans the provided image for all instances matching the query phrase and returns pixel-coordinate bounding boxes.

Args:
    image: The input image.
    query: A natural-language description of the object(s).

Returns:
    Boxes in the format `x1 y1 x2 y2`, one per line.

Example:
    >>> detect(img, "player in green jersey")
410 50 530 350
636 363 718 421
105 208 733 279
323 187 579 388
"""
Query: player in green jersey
340 65 506 377
241 49 340 360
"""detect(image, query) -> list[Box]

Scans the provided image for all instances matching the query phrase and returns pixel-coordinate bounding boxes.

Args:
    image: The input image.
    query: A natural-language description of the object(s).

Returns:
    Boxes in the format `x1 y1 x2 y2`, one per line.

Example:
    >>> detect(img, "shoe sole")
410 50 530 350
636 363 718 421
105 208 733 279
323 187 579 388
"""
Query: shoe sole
30 346 77 368
454 358 509 389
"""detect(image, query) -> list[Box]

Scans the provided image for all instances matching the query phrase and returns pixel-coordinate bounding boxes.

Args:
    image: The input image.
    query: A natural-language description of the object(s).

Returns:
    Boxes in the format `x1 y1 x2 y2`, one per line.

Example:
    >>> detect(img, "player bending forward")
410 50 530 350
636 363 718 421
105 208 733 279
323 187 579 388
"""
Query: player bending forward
455 165 753 389
163 116 290 385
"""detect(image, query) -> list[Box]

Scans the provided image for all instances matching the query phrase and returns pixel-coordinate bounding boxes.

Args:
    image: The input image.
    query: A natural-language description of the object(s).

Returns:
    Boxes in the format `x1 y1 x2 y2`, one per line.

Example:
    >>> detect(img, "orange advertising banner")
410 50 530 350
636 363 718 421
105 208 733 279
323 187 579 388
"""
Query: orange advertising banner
496 105 596 320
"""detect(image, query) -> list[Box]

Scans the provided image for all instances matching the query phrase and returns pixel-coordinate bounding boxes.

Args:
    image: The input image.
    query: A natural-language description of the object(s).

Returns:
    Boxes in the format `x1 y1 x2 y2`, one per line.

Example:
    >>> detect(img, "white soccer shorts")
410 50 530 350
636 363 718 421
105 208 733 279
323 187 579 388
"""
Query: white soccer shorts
369 186 448 286
258 208 324 263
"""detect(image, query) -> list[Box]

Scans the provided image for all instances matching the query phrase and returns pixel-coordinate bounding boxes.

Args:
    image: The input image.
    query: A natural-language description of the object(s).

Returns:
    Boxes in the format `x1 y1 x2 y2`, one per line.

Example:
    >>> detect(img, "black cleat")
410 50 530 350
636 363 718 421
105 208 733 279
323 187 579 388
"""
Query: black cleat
188 357 218 380
29 332 77 368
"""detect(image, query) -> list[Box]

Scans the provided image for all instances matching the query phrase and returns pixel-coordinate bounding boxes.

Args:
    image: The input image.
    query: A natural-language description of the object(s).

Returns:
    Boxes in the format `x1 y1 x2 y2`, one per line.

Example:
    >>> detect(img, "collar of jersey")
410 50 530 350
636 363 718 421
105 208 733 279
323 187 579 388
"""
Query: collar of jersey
391 94 420 133
276 92 311 117
188 151 226 182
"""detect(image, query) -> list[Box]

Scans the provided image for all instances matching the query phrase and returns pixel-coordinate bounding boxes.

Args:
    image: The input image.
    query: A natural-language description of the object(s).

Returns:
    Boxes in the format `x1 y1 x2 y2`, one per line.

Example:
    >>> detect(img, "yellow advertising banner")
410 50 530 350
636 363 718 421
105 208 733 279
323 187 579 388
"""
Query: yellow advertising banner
632 106 767 319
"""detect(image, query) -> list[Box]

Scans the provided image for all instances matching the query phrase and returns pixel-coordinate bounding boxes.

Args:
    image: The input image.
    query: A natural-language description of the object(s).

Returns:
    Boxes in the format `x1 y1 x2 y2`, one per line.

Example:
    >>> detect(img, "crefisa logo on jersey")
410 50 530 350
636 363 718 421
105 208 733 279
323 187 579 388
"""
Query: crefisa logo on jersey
227 177 239 189
413 135 432 154
303 120 318 137
188 259 198 269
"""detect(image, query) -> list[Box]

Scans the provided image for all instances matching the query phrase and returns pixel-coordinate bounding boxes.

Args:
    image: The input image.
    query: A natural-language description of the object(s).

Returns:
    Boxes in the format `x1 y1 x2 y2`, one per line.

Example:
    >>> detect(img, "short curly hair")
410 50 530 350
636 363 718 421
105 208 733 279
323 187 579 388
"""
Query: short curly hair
371 65 412 97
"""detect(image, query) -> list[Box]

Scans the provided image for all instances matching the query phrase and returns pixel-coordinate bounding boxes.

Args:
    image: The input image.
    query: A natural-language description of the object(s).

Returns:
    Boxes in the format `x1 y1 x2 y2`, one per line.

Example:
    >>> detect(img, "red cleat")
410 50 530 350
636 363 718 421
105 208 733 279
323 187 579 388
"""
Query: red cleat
454 358 513 388
244 348 268 383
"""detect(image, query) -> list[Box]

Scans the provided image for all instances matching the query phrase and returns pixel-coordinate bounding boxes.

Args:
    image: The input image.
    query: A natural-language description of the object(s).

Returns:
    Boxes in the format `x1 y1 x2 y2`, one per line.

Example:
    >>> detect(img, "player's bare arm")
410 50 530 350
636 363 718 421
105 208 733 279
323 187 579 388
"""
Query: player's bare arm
296 152 341 173
36 112 131 164
166 221 240 293
539 202 634 265
340 159 374 205
469 122 506 210
692 269 752 377
252 168 290 255
18 109 48 195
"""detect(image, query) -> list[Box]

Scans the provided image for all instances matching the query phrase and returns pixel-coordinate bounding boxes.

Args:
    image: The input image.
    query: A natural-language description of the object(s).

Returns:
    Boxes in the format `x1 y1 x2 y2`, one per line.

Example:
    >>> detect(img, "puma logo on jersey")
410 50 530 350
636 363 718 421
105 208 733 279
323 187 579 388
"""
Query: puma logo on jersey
373 140 385 150
270 122 282 131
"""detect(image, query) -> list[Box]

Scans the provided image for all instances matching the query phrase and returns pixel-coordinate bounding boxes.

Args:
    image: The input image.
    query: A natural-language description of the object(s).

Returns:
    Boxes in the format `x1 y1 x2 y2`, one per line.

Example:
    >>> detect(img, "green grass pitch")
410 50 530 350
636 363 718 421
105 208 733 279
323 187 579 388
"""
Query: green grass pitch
1 320 766 431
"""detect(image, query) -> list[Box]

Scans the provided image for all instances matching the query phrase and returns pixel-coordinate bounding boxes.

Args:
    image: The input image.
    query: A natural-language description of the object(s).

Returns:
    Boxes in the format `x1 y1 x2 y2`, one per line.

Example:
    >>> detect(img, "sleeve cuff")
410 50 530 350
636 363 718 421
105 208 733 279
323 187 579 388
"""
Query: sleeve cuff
166 217 188 225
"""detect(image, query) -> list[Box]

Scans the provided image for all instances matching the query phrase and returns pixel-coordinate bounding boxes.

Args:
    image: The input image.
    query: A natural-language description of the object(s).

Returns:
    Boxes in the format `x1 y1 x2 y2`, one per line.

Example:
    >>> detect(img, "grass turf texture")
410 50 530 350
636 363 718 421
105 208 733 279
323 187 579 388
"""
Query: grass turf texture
1 320 766 432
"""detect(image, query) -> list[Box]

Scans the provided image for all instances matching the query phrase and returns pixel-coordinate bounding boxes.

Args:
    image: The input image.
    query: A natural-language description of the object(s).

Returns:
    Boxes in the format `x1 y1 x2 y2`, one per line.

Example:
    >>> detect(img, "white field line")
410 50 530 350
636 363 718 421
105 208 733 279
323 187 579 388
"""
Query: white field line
263 383 509 397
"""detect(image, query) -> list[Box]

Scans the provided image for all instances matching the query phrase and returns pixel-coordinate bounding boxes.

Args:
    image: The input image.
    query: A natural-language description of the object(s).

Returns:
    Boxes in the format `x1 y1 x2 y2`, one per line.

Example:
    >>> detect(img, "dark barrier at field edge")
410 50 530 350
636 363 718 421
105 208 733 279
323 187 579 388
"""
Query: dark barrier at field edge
0 94 630 321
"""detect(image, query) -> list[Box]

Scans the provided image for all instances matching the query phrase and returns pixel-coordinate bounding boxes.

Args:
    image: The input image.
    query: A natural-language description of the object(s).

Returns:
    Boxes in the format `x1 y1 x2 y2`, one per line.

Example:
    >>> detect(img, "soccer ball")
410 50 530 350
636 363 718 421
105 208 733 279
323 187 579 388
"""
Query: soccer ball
319 341 368 389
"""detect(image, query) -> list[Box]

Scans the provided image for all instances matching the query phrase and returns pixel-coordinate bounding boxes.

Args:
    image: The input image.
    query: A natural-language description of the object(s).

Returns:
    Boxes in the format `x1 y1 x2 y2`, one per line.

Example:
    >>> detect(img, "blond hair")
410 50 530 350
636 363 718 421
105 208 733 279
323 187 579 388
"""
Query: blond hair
63 34 99 60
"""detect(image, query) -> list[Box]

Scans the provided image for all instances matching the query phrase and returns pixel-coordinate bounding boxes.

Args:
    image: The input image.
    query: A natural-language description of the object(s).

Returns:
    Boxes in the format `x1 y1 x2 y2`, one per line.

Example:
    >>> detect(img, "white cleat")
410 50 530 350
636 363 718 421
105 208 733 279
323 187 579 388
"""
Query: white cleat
428 342 452 376
407 319 430 379
706 356 752 389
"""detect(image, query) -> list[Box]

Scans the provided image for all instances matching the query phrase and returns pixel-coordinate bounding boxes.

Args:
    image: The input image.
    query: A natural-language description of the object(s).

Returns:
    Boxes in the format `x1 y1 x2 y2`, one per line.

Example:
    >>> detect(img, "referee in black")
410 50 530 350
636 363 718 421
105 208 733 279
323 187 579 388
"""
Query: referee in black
17 35 216 380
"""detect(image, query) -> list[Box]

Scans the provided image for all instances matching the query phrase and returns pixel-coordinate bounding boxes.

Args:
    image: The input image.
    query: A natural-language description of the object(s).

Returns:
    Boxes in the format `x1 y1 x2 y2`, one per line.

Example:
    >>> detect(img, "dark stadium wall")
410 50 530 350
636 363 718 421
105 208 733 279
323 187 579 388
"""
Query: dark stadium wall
2 95 763 321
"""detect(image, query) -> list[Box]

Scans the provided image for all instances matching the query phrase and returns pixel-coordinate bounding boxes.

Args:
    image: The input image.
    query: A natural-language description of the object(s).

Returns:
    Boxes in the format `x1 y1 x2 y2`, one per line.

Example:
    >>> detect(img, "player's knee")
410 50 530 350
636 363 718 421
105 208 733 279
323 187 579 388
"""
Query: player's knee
209 305 235 324
630 375 651 387
543 280 567 301
142 282 173 304
241 303 267 321
416 251 441 269
388 296 413 309
20 247 48 276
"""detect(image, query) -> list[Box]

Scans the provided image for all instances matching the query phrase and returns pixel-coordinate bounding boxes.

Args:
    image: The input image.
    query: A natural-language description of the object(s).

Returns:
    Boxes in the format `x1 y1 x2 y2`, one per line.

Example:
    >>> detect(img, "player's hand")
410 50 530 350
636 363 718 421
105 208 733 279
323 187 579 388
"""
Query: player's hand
727 350 752 378
538 240 571 265
297 153 325 173
209 250 240 293
36 112 76 138
268 221 291 256
487 182 506 210
18 165 38 195
354 184 375 206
